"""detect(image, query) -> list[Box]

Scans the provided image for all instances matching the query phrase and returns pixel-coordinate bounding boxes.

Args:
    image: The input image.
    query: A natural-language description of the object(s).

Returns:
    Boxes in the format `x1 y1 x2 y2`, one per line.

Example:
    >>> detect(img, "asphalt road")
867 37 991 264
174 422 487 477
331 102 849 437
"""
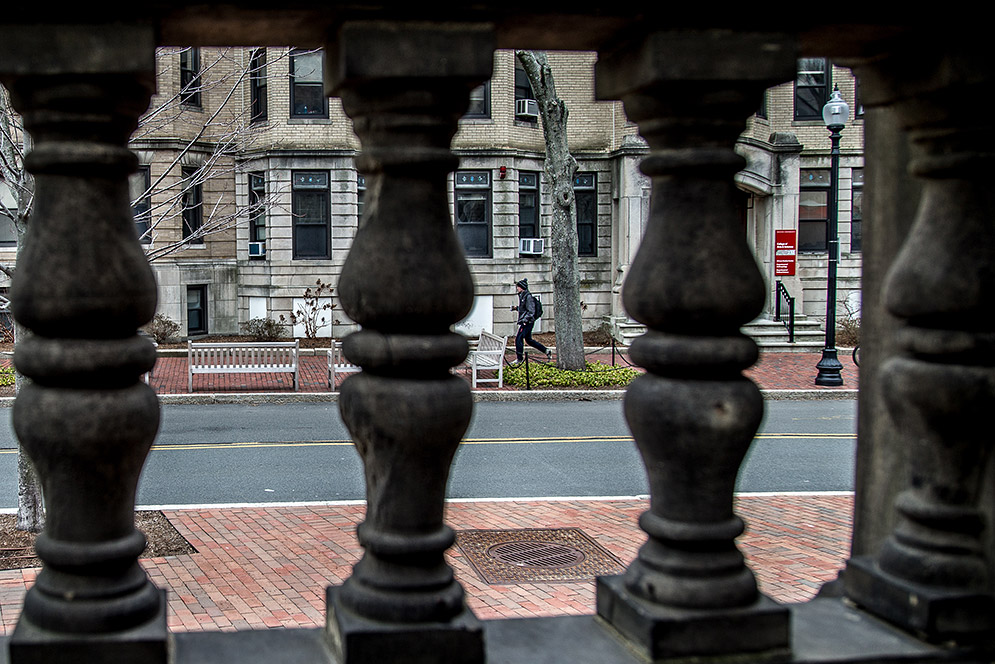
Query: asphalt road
0 400 856 507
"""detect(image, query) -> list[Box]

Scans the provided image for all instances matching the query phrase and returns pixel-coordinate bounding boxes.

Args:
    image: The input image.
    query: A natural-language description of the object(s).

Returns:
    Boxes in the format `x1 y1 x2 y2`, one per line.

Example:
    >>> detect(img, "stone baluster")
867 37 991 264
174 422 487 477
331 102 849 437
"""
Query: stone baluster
0 26 166 663
593 32 796 660
843 43 995 643
323 22 493 664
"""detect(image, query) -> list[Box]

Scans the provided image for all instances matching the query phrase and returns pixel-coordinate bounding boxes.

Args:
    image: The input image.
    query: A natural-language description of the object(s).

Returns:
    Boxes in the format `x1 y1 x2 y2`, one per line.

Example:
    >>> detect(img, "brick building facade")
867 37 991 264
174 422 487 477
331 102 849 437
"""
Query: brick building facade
3 48 864 341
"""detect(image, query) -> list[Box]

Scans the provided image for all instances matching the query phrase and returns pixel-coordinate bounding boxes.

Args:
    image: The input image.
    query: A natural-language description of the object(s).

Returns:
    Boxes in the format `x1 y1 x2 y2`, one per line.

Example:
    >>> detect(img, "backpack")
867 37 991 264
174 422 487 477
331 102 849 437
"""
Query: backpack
532 293 543 319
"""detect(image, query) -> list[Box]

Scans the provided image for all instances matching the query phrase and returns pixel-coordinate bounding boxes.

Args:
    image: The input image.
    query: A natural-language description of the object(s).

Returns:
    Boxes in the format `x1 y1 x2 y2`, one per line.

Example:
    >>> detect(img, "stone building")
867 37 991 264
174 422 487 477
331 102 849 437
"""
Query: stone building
0 10 991 664
3 46 866 341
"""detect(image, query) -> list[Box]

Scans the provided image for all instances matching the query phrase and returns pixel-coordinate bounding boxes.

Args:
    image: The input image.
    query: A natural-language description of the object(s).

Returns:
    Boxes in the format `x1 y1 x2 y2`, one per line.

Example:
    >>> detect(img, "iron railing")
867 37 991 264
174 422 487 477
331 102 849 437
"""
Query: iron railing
774 280 795 343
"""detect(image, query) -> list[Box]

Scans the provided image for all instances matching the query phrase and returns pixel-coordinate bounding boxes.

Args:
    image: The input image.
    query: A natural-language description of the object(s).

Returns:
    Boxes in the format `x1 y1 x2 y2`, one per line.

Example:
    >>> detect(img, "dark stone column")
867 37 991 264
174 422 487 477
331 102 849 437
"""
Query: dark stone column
323 22 493 664
593 31 796 660
843 41 995 644
0 25 166 664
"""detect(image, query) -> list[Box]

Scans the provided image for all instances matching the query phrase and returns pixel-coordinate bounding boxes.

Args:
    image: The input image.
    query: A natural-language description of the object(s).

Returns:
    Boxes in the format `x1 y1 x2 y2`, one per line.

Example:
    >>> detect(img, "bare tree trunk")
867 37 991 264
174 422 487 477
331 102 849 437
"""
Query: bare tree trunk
516 51 585 371
2 88 45 532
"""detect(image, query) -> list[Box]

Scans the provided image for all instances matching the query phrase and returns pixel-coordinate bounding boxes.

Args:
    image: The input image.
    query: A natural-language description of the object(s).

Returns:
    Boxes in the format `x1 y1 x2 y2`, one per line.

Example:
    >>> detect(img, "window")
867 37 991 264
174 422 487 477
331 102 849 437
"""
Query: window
799 169 830 252
756 90 768 120
514 61 537 123
181 166 203 244
187 285 208 336
357 173 366 223
465 81 490 119
850 168 863 253
794 58 830 121
179 47 201 107
519 172 539 239
130 165 151 244
1 179 18 246
292 171 330 259
290 50 327 118
250 48 267 123
248 172 266 250
574 173 597 257
454 170 491 258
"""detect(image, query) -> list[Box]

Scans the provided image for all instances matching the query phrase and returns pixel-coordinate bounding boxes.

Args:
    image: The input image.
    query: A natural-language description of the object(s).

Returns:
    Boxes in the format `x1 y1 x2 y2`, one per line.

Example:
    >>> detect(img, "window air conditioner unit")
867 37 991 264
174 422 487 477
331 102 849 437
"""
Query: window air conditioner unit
519 238 544 255
248 241 266 257
516 98 539 120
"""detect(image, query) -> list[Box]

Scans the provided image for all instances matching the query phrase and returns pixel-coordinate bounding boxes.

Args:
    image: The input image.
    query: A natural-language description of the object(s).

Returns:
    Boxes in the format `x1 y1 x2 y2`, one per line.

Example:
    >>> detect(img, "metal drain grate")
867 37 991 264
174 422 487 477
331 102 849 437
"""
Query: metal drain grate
455 528 625 584
487 540 587 569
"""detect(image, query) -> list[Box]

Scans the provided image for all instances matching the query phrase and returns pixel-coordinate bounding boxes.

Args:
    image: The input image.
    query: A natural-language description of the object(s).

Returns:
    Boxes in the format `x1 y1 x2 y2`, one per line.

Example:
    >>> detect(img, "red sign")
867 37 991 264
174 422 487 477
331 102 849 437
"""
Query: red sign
774 230 797 277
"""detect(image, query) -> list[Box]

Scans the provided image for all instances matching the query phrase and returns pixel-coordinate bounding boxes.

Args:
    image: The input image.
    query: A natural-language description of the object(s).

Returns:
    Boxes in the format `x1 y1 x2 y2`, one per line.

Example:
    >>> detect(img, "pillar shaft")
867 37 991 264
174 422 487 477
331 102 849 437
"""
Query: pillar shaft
1 25 167 664
323 22 494 664
594 31 796 660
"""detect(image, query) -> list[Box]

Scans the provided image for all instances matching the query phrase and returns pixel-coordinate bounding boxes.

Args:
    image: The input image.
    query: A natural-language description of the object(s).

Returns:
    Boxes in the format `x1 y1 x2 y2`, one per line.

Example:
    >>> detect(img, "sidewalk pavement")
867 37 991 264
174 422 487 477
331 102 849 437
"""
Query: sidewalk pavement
145 347 858 399
0 349 858 634
0 494 853 634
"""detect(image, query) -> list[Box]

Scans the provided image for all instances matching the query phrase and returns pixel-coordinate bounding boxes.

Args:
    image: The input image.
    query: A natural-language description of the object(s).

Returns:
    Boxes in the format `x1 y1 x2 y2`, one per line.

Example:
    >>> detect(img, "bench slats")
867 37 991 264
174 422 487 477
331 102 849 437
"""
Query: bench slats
188 341 300 392
465 330 507 388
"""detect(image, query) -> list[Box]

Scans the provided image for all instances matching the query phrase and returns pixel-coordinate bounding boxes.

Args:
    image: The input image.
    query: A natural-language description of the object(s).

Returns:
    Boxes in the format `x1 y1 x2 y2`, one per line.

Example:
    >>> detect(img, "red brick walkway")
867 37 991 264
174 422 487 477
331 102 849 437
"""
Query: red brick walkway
146 348 858 394
0 494 852 633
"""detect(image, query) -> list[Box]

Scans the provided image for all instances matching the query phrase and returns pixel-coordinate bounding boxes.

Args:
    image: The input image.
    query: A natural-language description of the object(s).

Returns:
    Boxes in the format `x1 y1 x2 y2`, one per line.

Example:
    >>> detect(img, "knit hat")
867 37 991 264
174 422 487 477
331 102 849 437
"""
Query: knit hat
516 279 528 290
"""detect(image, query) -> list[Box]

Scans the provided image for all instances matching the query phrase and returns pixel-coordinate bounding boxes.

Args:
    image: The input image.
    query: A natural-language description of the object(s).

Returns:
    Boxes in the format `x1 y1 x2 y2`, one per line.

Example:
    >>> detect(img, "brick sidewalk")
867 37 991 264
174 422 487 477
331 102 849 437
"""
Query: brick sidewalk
145 348 858 394
0 494 852 634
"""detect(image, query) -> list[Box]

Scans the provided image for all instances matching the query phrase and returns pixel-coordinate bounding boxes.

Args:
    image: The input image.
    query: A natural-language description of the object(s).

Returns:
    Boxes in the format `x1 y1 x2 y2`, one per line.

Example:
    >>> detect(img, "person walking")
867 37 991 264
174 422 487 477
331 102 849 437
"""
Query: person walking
510 278 551 365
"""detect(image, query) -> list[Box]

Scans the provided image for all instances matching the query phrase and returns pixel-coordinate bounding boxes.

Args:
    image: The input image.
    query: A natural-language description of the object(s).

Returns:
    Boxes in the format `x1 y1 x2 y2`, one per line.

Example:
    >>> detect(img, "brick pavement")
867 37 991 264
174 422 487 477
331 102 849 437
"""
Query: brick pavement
0 348 857 634
146 348 858 394
0 495 853 634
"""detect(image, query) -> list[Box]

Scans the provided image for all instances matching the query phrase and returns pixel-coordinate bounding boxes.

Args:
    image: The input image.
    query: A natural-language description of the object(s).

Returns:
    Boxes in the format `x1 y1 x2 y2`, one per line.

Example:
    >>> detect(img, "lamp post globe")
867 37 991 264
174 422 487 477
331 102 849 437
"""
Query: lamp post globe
815 86 849 387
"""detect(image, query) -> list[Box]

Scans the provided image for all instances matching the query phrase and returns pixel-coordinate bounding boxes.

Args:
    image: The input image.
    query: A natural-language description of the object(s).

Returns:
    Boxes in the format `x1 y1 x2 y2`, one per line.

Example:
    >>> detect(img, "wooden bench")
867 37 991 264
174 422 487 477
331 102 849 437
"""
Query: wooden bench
464 330 508 388
188 341 299 392
328 341 361 390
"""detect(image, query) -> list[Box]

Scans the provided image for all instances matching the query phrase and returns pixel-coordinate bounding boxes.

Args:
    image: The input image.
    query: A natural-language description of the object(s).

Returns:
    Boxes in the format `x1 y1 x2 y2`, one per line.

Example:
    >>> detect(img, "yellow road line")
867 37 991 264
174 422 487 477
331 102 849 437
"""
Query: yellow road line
0 432 855 454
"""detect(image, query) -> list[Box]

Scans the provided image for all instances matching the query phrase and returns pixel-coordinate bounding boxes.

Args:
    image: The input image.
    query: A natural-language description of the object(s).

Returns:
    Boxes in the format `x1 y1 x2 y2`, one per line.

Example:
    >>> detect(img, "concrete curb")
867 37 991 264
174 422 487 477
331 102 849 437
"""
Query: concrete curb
0 388 856 408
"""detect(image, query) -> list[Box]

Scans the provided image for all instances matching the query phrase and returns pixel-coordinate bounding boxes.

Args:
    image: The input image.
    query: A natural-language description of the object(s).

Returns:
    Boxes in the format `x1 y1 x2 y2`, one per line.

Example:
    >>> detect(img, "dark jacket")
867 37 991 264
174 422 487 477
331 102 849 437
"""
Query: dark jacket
515 290 537 326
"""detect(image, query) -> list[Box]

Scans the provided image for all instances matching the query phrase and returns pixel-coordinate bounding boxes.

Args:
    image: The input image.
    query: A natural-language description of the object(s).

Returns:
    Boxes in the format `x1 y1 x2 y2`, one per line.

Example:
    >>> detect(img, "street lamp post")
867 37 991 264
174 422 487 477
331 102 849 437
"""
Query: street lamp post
815 86 849 386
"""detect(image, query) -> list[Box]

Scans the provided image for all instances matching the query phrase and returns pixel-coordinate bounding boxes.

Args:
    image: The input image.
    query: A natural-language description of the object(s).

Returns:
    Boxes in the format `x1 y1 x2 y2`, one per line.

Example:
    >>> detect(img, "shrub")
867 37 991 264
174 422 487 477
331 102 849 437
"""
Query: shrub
144 313 180 344
836 300 861 348
0 367 14 387
280 279 336 339
503 360 639 389
240 317 287 341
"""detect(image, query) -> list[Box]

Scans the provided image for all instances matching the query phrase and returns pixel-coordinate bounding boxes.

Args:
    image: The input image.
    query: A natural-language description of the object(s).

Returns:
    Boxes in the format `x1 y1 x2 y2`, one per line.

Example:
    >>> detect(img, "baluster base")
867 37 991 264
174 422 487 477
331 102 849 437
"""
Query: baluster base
844 556 995 645
326 587 484 664
8 589 168 664
597 575 790 660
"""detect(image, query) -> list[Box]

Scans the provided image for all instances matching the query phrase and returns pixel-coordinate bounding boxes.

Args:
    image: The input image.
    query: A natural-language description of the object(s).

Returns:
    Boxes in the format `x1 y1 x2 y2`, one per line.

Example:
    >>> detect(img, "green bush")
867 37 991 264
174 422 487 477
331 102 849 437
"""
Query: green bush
0 367 14 387
503 360 639 389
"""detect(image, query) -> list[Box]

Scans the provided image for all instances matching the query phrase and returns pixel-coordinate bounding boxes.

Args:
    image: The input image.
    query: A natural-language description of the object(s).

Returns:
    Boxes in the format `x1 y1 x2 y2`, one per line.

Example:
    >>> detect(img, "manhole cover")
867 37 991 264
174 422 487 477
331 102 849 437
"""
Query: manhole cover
455 528 625 584
487 540 586 569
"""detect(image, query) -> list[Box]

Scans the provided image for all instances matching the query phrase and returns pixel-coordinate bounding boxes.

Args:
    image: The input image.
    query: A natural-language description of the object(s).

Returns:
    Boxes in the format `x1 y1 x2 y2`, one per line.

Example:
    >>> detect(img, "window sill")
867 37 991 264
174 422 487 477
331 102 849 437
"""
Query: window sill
289 117 331 124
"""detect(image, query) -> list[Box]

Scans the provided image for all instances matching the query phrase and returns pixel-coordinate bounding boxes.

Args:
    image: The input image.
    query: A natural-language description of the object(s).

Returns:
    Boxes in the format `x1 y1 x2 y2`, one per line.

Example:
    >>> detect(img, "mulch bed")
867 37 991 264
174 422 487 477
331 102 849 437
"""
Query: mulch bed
0 511 196 571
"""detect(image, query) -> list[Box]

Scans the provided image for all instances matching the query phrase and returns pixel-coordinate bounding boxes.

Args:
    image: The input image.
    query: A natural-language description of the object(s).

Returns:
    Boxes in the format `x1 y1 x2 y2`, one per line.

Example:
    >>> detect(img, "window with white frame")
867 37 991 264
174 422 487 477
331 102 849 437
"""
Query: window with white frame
248 172 266 253
357 173 366 223
292 171 330 259
454 170 491 258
